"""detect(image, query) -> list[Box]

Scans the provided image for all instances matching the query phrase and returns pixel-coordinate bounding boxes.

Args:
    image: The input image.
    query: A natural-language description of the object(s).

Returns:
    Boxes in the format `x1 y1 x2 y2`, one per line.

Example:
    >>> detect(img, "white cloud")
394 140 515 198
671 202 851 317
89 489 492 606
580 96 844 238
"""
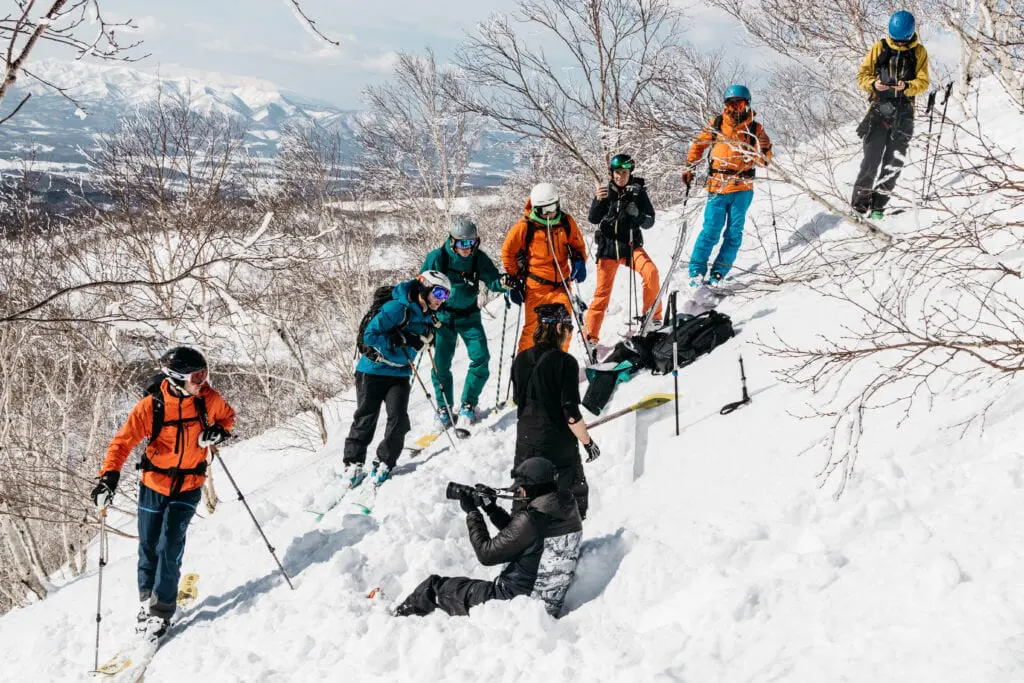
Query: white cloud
357 51 401 73
106 13 160 34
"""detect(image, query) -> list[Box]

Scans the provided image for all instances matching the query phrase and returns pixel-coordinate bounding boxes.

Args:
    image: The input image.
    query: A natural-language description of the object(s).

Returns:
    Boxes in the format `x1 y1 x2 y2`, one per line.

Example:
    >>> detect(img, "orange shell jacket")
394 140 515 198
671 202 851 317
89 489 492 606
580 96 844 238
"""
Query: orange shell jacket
687 110 773 195
502 199 588 285
101 380 236 496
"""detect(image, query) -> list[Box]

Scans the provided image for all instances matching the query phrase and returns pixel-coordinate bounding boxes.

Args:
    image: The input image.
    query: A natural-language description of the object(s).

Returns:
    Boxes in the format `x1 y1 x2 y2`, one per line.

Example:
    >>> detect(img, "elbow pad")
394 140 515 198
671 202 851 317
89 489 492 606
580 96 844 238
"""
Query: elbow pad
563 403 583 423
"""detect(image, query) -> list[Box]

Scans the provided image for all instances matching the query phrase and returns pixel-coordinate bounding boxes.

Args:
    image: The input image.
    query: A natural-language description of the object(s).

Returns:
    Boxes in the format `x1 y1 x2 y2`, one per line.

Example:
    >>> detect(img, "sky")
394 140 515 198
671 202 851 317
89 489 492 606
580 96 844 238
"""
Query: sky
35 0 516 109
31 0 959 111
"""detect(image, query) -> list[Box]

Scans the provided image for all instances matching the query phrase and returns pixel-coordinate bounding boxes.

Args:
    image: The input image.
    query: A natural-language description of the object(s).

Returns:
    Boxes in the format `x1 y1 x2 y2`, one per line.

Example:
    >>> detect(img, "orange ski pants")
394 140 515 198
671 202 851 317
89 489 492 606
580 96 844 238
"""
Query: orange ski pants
517 281 572 353
584 248 662 343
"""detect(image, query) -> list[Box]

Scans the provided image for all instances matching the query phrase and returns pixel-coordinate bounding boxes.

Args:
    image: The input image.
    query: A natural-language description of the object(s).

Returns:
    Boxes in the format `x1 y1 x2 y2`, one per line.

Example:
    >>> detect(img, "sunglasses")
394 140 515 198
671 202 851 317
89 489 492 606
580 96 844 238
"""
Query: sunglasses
167 368 208 385
453 238 479 250
430 286 451 302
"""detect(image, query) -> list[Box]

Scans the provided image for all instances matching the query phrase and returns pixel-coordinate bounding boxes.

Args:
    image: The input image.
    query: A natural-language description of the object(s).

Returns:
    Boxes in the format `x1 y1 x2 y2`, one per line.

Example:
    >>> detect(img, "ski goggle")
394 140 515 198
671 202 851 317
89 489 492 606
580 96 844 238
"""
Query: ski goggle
430 286 451 302
609 155 634 170
164 367 208 386
536 202 559 216
725 97 748 107
452 238 479 250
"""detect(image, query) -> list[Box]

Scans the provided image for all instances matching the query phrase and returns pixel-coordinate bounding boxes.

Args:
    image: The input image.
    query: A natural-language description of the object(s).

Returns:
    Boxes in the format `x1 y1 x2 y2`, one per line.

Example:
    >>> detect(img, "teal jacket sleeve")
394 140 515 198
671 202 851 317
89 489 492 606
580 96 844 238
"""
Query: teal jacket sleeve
421 248 442 274
478 251 505 293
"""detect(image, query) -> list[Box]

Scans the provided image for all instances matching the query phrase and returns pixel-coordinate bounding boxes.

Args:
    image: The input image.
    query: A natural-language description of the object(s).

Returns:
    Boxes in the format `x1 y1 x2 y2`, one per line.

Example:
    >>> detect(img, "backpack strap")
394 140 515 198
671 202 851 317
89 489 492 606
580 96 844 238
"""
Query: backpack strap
439 243 480 287
525 349 557 404
708 115 760 179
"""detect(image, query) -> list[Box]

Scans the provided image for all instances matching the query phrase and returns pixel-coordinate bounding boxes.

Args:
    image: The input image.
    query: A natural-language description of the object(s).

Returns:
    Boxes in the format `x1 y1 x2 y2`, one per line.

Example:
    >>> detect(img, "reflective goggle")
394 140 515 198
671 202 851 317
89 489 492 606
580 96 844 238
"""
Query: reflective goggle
453 238 479 250
536 203 559 216
725 97 748 107
609 155 634 170
430 286 451 302
538 316 573 330
165 367 208 386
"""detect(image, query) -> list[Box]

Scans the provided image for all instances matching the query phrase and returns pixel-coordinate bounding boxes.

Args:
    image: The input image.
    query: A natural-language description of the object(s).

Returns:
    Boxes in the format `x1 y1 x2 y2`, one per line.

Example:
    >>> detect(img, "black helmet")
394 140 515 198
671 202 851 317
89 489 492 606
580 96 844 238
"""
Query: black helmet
533 303 572 326
512 457 557 488
160 346 208 388
609 153 635 172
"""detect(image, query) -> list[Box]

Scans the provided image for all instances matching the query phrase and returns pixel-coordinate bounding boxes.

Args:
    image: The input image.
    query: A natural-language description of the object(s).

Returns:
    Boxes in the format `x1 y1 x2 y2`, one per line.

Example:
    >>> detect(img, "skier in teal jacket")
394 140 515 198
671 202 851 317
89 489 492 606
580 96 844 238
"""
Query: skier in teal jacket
421 219 511 426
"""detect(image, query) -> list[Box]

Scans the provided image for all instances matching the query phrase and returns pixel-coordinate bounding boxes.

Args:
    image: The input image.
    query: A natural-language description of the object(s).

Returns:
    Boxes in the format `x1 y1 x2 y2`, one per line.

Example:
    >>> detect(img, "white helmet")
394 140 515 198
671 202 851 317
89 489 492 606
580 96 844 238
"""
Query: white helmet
529 182 559 212
418 270 452 292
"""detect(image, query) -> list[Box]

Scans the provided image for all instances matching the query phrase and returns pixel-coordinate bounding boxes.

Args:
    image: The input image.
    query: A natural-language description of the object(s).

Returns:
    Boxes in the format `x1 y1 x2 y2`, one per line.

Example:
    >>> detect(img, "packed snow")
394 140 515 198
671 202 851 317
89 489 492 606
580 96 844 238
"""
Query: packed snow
1 79 1022 683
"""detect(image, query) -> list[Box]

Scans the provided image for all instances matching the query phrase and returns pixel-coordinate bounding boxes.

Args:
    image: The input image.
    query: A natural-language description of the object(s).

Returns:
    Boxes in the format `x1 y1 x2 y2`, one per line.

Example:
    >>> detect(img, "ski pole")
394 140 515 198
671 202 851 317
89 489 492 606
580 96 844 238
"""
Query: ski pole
920 89 937 200
408 349 422 387
216 454 295 590
544 226 596 363
638 183 692 336
719 355 751 415
403 347 462 450
494 293 511 408
925 82 954 201
765 167 781 266
669 291 680 436
425 346 468 439
505 301 522 404
93 507 108 671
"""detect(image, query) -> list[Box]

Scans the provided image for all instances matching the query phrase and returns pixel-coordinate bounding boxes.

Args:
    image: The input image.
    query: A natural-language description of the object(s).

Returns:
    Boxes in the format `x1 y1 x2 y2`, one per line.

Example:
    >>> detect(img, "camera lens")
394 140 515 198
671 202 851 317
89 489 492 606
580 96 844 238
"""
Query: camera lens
446 482 472 500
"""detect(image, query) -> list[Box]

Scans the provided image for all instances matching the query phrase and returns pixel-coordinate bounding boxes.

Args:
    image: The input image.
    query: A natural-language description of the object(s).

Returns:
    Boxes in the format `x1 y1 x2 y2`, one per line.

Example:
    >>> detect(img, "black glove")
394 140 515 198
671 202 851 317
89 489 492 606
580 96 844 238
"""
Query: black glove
473 484 498 510
583 440 601 463
508 287 525 306
198 424 231 448
91 471 120 509
389 328 431 351
624 202 639 218
499 273 520 290
459 490 478 513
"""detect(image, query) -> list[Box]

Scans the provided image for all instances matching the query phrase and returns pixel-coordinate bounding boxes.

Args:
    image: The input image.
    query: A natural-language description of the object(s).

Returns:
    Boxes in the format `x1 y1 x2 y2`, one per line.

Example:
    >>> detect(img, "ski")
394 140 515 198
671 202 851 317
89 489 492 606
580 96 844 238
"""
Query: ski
637 217 690 338
91 573 200 680
586 393 675 429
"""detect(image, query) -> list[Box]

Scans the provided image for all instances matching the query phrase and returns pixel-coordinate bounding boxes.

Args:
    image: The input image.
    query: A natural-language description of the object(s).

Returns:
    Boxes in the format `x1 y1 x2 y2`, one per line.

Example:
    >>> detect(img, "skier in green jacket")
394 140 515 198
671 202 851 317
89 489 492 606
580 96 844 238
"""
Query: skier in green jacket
421 218 512 427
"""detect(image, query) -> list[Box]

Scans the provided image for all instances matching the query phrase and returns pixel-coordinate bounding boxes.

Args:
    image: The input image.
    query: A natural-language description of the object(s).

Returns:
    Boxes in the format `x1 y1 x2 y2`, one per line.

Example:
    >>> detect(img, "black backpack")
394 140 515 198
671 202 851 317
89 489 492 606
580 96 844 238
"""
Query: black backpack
708 115 763 180
137 373 211 495
648 310 734 375
356 285 409 357
141 373 208 441
438 245 481 288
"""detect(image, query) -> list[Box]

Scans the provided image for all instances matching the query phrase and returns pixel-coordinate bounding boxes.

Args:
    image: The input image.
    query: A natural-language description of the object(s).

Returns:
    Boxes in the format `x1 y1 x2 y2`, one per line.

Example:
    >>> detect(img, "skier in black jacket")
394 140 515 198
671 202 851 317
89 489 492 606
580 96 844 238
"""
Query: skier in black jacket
584 153 660 344
511 303 600 519
394 457 583 618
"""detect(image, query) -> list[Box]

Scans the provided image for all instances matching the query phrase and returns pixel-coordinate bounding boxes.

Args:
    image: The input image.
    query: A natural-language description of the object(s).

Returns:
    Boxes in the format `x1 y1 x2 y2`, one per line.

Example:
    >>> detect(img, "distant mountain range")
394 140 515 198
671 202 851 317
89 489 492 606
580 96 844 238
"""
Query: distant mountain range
0 59 516 205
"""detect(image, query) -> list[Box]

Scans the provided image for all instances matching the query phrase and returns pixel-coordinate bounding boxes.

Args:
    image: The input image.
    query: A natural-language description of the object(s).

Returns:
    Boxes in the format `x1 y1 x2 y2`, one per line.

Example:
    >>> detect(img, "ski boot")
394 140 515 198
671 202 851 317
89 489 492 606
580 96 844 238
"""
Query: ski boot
342 462 366 489
708 273 724 288
435 407 453 430
368 461 391 487
688 275 705 289
458 403 476 425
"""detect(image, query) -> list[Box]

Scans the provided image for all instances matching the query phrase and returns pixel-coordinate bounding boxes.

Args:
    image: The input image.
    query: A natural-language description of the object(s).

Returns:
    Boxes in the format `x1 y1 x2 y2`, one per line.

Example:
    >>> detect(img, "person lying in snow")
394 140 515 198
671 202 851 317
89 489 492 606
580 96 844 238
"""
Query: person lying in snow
394 457 583 618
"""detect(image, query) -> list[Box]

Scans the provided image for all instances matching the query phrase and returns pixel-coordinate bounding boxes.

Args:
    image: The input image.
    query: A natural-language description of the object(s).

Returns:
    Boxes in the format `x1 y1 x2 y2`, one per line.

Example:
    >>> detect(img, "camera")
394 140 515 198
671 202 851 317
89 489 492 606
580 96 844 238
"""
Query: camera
624 183 642 196
446 481 499 502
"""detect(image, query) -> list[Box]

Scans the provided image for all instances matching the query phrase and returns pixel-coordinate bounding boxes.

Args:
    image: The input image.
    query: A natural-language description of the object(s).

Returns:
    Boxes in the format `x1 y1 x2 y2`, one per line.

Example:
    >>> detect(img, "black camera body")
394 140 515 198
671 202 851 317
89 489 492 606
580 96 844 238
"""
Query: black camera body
446 481 500 502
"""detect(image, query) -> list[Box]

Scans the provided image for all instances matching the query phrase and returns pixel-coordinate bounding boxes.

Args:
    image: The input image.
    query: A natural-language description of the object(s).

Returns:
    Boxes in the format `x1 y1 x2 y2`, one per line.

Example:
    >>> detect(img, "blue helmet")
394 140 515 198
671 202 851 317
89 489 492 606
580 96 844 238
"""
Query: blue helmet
724 84 751 103
888 11 915 41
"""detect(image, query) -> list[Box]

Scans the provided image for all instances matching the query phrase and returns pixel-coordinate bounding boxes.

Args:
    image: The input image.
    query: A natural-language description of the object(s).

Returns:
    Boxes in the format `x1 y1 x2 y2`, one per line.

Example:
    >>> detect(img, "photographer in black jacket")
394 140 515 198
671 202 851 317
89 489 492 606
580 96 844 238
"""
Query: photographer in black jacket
584 153 660 344
394 457 583 618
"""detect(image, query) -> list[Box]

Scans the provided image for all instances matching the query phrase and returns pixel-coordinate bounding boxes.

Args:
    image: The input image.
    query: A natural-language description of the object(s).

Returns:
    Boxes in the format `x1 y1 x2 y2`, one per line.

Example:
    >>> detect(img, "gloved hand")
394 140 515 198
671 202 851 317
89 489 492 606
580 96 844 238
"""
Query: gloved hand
508 287 525 306
681 170 694 188
91 471 120 509
570 256 587 283
499 273 520 290
624 202 640 218
198 424 231 448
583 440 601 463
459 490 478 513
473 484 498 510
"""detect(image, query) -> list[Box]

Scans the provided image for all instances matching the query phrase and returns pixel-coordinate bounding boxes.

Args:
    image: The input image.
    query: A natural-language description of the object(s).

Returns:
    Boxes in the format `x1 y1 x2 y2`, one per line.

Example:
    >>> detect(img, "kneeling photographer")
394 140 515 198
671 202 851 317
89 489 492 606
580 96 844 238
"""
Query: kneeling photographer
394 457 583 618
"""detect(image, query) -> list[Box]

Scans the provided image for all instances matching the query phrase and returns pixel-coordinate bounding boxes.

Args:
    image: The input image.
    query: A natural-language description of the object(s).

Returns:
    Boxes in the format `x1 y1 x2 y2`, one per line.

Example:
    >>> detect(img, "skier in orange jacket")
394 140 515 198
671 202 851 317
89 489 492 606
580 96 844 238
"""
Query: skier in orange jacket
501 182 589 354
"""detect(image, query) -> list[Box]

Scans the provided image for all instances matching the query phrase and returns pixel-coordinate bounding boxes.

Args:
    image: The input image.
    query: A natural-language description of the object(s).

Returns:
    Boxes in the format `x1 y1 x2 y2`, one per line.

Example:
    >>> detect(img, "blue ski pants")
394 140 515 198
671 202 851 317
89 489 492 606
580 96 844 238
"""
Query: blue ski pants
689 190 754 279
137 483 201 614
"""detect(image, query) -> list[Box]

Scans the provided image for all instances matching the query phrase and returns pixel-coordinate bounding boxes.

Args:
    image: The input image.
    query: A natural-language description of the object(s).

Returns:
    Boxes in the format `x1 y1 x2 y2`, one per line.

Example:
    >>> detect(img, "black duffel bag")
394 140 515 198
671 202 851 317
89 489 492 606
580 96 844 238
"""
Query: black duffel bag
648 310 734 375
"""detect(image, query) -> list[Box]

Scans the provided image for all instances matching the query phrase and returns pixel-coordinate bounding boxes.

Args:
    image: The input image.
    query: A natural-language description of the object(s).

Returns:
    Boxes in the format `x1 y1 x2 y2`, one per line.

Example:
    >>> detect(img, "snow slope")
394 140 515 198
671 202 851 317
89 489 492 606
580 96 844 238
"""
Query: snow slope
1 80 1023 683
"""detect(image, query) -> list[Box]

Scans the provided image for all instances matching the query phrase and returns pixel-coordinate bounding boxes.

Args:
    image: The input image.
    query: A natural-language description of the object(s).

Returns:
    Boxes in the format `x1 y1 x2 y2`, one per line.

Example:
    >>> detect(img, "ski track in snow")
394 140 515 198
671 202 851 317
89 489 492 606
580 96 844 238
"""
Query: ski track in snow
3 81 1024 683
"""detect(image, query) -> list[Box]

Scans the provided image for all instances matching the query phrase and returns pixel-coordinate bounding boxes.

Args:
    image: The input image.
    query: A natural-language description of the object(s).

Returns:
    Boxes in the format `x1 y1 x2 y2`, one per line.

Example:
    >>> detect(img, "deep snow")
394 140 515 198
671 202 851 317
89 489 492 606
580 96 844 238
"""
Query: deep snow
1 79 1023 683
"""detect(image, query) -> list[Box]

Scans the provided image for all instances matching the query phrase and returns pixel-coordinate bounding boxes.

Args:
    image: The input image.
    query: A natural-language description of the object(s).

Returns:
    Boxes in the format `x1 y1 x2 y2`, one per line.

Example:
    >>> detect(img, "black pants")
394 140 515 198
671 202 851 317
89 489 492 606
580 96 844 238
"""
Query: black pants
851 106 914 214
343 372 411 469
394 574 501 617
514 442 589 520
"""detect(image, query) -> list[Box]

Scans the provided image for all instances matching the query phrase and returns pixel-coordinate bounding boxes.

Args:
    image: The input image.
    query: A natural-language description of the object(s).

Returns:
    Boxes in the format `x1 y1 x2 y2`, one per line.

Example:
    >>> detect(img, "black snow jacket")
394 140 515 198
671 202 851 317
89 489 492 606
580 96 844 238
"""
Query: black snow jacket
588 177 656 261
466 490 583 617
